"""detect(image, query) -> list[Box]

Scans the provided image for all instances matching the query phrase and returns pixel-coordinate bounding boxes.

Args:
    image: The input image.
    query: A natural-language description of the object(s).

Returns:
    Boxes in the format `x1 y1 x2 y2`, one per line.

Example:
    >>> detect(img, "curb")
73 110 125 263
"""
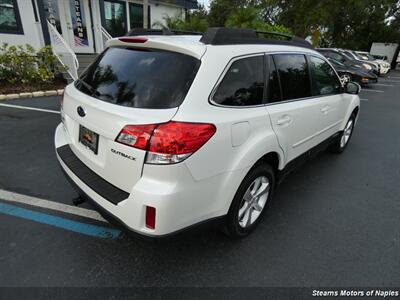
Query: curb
0 89 64 101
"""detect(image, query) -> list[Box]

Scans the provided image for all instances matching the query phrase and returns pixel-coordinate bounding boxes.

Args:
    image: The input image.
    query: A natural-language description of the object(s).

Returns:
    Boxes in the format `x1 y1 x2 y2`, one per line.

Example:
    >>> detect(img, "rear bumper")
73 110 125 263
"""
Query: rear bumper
55 123 241 237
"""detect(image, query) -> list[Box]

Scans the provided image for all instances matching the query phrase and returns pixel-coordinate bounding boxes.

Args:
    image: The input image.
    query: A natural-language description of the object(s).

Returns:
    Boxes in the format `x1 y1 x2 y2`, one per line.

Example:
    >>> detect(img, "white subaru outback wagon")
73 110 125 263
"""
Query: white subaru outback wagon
55 28 360 238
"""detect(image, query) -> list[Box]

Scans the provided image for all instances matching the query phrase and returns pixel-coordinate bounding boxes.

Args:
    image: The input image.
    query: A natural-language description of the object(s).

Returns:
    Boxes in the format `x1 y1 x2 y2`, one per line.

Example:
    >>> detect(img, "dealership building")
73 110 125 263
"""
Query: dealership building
0 0 198 78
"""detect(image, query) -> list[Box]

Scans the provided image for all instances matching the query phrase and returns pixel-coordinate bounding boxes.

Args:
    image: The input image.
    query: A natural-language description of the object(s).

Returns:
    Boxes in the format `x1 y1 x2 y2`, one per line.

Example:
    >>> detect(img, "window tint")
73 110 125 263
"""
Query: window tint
273 54 311 101
0 0 23 34
308 56 341 96
213 56 264 106
76 47 200 109
267 56 281 103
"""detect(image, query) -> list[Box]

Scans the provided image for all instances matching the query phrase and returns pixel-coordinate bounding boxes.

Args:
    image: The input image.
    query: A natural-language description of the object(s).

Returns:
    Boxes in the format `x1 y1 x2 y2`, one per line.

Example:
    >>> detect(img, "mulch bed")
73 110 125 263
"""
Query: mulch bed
0 77 67 94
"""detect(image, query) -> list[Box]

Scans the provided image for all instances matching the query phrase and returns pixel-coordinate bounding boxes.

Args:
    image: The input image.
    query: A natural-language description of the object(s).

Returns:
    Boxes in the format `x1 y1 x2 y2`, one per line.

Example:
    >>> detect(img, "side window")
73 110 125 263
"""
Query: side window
267 55 281 103
330 52 345 62
273 54 311 101
213 56 264 106
0 0 23 34
308 56 341 96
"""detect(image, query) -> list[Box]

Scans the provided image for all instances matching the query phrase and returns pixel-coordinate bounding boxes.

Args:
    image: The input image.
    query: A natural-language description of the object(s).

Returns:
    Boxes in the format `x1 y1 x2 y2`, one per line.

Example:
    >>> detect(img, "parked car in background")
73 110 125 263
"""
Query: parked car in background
354 51 391 75
328 58 378 85
317 48 377 79
372 54 388 61
339 49 380 75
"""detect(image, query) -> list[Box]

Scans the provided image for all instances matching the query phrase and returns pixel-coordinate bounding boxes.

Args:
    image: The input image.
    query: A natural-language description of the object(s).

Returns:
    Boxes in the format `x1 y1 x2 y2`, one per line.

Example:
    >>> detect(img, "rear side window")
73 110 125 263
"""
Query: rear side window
308 56 341 96
75 47 200 109
273 54 311 101
212 56 264 106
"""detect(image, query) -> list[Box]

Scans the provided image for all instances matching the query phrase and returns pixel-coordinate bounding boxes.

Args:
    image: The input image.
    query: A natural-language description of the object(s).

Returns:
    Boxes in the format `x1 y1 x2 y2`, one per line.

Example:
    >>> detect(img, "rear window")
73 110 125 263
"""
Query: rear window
75 47 200 109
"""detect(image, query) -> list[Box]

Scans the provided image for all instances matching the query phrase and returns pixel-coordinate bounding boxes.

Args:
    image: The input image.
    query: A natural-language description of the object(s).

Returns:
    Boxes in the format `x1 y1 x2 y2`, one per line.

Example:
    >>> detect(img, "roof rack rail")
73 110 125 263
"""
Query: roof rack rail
199 27 313 49
126 28 202 36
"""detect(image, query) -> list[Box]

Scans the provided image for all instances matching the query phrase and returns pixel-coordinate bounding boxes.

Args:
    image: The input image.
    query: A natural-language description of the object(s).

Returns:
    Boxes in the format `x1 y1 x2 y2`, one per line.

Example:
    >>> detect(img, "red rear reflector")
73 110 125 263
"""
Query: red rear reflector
149 122 216 155
145 206 156 229
118 37 148 44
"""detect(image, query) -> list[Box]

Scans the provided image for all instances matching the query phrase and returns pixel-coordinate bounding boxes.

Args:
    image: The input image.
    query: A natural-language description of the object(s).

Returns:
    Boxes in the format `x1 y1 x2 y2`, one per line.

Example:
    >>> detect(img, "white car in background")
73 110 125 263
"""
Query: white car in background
356 51 391 75
55 28 360 238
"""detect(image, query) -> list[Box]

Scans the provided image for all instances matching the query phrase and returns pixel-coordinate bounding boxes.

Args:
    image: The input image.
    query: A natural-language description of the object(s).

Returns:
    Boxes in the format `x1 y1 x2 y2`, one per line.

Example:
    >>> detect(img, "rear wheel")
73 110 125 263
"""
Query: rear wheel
224 163 275 238
330 114 356 153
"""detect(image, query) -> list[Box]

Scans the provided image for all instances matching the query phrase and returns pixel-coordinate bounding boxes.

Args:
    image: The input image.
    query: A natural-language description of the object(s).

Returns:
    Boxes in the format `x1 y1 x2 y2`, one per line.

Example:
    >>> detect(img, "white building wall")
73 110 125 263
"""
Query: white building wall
150 2 185 28
0 0 187 53
0 0 44 50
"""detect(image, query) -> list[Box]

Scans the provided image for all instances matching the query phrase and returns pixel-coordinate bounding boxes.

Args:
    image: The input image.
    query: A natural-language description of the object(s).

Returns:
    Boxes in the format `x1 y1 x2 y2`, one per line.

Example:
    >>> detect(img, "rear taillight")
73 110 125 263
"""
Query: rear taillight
116 124 157 150
115 121 216 164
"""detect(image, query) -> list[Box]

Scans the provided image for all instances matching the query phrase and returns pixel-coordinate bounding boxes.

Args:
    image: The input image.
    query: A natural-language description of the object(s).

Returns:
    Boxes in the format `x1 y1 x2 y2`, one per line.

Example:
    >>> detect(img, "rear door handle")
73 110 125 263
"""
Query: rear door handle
276 115 292 126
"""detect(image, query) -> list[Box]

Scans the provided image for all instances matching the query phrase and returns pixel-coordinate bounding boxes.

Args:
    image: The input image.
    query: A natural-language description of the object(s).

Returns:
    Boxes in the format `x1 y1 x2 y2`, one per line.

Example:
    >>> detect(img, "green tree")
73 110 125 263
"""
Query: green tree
208 0 245 26
261 0 400 49
225 7 291 34
155 4 208 32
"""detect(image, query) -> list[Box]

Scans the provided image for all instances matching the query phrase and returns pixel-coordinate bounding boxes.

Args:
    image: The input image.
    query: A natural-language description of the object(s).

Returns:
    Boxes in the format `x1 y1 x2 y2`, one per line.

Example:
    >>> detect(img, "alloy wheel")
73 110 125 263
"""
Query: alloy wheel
340 119 354 148
238 176 270 228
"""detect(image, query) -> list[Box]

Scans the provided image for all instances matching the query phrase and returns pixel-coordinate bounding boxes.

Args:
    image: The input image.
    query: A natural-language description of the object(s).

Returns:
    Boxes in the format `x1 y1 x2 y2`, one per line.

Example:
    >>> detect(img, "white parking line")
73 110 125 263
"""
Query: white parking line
360 98 368 101
360 89 384 93
372 83 394 87
0 189 107 223
381 80 400 83
0 103 59 114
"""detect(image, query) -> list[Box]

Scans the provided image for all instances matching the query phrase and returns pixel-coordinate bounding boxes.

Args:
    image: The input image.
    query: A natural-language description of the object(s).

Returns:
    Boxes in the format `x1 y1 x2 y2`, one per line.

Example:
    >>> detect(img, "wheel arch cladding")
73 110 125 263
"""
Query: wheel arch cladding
255 152 281 173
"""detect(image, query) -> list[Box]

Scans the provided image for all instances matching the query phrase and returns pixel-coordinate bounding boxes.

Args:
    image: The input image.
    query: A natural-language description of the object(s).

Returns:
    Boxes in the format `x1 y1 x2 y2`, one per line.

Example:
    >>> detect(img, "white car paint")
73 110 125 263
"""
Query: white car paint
55 35 360 237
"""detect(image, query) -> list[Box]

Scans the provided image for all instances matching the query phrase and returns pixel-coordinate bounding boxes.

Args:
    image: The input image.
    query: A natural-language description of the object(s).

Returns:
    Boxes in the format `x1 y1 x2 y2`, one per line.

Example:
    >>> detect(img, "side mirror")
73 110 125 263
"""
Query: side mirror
344 81 361 95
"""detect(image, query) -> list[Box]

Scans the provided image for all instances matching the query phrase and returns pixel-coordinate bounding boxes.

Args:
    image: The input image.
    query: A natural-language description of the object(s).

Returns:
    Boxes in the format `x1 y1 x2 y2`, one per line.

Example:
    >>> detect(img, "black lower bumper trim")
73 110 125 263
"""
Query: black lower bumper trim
61 166 225 240
57 144 129 204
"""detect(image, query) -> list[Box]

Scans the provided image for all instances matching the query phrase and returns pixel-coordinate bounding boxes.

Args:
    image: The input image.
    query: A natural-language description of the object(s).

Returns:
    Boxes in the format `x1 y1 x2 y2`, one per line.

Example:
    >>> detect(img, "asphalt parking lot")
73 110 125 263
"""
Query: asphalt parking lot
0 72 399 289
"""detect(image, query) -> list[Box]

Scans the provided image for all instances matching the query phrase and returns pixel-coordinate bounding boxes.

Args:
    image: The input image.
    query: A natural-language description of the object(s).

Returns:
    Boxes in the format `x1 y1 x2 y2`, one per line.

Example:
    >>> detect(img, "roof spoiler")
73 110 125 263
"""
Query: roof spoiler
199 27 313 49
127 28 202 36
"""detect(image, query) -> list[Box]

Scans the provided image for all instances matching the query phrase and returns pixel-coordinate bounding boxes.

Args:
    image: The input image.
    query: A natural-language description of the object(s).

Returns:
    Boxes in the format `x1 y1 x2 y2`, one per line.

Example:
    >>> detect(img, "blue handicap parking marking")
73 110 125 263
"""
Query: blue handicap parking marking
0 202 121 239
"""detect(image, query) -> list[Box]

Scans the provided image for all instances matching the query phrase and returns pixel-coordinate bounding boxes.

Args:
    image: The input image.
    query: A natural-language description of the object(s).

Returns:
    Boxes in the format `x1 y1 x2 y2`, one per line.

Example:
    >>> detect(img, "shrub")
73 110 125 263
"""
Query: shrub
0 43 65 85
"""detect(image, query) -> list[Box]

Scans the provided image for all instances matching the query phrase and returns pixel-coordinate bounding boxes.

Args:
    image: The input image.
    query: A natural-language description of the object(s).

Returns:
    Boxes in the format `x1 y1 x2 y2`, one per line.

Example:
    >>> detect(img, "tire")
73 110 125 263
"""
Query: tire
223 163 275 238
329 113 356 153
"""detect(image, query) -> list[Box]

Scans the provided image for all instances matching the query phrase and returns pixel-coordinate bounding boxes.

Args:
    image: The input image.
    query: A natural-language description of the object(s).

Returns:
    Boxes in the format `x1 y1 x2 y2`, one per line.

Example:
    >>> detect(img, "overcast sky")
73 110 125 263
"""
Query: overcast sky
197 0 211 9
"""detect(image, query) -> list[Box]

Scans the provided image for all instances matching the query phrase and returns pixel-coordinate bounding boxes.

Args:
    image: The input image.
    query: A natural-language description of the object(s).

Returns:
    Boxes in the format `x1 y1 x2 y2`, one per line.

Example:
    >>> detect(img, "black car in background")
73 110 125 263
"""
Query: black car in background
317 48 378 78
327 58 378 85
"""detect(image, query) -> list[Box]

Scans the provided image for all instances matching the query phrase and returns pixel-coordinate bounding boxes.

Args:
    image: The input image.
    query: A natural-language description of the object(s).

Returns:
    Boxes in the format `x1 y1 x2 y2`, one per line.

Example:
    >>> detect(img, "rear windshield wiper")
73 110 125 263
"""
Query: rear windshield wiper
76 79 113 101
76 79 99 97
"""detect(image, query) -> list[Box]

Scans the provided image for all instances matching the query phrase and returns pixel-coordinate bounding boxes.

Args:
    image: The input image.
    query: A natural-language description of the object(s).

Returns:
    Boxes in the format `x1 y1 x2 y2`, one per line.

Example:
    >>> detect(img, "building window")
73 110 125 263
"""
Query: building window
100 0 127 37
0 0 23 34
129 3 143 29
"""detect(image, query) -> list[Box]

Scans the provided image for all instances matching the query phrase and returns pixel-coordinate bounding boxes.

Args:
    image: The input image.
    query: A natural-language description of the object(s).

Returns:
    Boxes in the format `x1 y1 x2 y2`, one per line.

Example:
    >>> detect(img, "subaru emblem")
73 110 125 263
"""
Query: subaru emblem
77 106 86 117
